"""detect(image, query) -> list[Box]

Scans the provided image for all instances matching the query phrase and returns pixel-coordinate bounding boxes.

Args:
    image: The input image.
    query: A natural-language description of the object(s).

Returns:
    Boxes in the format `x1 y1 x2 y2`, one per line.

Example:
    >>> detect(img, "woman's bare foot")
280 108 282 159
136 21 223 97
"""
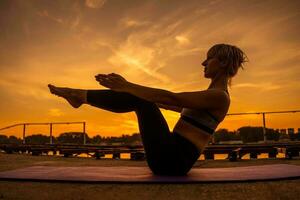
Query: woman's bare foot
48 84 86 108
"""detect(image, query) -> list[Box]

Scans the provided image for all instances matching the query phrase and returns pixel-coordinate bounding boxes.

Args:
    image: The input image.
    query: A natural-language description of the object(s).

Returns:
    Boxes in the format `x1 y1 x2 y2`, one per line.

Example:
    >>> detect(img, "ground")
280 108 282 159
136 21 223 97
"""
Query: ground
0 153 299 200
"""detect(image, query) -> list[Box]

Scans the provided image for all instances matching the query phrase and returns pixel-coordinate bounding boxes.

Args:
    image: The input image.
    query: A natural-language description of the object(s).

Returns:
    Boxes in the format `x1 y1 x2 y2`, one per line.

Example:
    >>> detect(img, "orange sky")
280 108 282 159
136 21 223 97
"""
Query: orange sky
0 0 300 138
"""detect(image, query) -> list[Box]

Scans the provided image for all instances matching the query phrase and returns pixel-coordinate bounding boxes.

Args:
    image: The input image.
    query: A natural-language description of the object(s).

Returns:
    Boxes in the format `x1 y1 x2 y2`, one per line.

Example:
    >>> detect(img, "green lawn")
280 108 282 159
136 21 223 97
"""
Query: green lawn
0 153 299 200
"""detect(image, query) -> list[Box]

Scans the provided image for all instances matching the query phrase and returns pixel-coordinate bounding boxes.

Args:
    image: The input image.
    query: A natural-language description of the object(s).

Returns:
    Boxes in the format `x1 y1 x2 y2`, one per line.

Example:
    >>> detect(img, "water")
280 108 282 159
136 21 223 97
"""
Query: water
72 152 287 160
208 152 286 160
40 150 287 160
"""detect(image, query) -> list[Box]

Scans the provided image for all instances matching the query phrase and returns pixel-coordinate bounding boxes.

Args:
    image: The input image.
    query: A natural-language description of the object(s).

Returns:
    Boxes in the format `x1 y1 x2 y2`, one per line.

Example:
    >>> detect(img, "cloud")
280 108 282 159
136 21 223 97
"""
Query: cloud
0 77 53 100
1 0 300 136
175 35 190 46
120 119 138 129
70 15 81 30
85 0 107 9
119 17 151 28
36 10 64 24
106 7 211 86
232 82 282 91
107 36 172 83
48 108 64 117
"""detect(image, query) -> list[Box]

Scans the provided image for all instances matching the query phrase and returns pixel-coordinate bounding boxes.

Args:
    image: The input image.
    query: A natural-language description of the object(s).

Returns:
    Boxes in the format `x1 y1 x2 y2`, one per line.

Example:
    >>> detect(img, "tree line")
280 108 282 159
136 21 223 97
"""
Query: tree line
214 126 300 143
0 132 142 145
0 126 299 145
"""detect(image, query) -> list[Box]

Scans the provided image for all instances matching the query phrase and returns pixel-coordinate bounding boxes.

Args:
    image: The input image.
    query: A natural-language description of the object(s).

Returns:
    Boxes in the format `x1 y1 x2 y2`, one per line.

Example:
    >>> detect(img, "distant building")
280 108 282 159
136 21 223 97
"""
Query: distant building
287 128 294 134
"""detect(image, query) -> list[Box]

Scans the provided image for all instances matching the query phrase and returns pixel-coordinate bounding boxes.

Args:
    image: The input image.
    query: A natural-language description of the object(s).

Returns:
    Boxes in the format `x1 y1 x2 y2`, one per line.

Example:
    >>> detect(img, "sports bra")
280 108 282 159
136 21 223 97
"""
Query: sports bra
179 89 228 135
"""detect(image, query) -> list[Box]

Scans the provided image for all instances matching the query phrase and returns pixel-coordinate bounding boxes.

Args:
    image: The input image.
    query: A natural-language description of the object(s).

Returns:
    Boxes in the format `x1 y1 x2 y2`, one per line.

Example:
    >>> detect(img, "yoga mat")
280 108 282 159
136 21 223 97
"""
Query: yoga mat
0 164 299 183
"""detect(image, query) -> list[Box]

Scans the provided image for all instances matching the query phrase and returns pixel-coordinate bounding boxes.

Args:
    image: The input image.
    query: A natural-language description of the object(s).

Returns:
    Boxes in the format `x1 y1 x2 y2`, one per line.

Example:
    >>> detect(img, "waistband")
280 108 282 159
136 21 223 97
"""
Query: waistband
180 115 214 135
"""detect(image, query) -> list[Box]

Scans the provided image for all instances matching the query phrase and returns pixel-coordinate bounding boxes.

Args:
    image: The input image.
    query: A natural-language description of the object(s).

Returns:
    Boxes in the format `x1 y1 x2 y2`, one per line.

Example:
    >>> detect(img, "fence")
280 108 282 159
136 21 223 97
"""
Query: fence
0 109 300 145
0 122 86 145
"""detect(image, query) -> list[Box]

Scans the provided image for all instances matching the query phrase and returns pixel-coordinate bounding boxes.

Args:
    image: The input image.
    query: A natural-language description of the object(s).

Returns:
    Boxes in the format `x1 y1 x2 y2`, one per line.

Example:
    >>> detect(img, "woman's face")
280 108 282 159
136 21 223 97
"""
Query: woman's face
201 52 222 78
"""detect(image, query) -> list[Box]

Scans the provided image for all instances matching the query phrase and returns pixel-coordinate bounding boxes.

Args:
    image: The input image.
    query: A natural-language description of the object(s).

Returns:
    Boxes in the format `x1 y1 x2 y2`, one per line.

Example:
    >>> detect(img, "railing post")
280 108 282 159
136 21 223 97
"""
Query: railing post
262 113 266 142
22 124 26 144
49 123 53 144
83 122 86 145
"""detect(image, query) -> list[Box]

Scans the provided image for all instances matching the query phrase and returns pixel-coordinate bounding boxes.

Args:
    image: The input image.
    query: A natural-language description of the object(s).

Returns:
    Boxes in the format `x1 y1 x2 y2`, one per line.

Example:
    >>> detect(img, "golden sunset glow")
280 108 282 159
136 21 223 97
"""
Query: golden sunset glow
1 0 300 138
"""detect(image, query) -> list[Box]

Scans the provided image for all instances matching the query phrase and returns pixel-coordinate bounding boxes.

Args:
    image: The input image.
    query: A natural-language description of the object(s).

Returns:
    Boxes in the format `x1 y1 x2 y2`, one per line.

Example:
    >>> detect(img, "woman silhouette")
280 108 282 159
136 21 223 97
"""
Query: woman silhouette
48 43 247 176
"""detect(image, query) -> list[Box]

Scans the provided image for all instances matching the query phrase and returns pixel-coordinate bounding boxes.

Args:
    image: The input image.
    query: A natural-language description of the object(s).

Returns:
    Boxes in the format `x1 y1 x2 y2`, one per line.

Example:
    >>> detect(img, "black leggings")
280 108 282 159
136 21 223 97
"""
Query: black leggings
86 89 201 176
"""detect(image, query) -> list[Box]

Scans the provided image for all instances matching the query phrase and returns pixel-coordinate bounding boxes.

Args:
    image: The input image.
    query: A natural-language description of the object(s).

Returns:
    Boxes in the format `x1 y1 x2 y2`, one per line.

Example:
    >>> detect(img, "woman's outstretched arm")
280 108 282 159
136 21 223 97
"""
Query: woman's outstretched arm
125 82 176 105
95 73 176 105
124 82 228 111
95 73 229 110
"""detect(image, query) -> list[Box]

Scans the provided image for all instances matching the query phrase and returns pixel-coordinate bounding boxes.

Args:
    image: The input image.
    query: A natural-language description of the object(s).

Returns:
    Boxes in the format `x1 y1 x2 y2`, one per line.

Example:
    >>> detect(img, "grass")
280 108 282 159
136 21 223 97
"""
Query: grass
0 152 299 200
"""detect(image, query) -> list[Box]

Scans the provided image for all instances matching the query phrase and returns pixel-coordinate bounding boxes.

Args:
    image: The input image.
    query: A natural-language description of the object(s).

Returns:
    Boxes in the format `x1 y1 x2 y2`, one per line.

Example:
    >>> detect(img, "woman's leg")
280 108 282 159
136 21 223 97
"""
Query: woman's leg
86 89 187 175
86 89 144 113
48 86 197 175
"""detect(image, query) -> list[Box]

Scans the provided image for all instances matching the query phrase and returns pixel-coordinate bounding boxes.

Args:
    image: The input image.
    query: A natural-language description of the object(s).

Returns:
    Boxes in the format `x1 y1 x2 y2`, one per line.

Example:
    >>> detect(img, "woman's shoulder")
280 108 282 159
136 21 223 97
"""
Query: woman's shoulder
206 88 230 102
174 88 229 111
207 88 229 95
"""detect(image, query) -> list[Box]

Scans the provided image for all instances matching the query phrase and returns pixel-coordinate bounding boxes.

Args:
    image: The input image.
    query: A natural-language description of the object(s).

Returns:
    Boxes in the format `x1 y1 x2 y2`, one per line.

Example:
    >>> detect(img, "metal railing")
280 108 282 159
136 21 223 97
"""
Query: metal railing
0 109 299 145
0 122 86 145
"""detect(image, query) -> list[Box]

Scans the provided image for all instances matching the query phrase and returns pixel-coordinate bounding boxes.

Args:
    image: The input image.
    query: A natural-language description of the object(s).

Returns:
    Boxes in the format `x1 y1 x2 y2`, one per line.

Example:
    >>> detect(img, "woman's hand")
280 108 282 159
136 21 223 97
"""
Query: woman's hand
95 73 132 92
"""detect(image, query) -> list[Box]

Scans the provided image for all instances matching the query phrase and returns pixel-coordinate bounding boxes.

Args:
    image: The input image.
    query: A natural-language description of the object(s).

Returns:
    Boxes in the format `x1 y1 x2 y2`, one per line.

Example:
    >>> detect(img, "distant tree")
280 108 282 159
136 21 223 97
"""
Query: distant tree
120 134 130 143
119 133 142 145
96 133 142 145
8 136 22 144
126 133 142 144
238 126 264 143
0 135 22 144
25 134 50 144
214 129 229 143
265 128 280 141
214 129 241 143
57 132 90 144
0 135 9 143
102 136 125 145
90 135 102 144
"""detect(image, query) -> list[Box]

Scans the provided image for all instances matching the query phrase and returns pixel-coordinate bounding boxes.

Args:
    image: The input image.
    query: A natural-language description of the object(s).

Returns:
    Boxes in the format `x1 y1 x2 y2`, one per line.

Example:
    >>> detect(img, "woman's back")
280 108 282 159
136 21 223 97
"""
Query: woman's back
173 89 230 153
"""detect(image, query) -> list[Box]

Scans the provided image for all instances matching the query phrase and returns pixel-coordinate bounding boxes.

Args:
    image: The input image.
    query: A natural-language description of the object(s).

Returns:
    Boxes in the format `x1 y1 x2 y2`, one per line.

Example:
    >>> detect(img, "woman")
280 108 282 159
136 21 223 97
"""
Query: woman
48 43 247 176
